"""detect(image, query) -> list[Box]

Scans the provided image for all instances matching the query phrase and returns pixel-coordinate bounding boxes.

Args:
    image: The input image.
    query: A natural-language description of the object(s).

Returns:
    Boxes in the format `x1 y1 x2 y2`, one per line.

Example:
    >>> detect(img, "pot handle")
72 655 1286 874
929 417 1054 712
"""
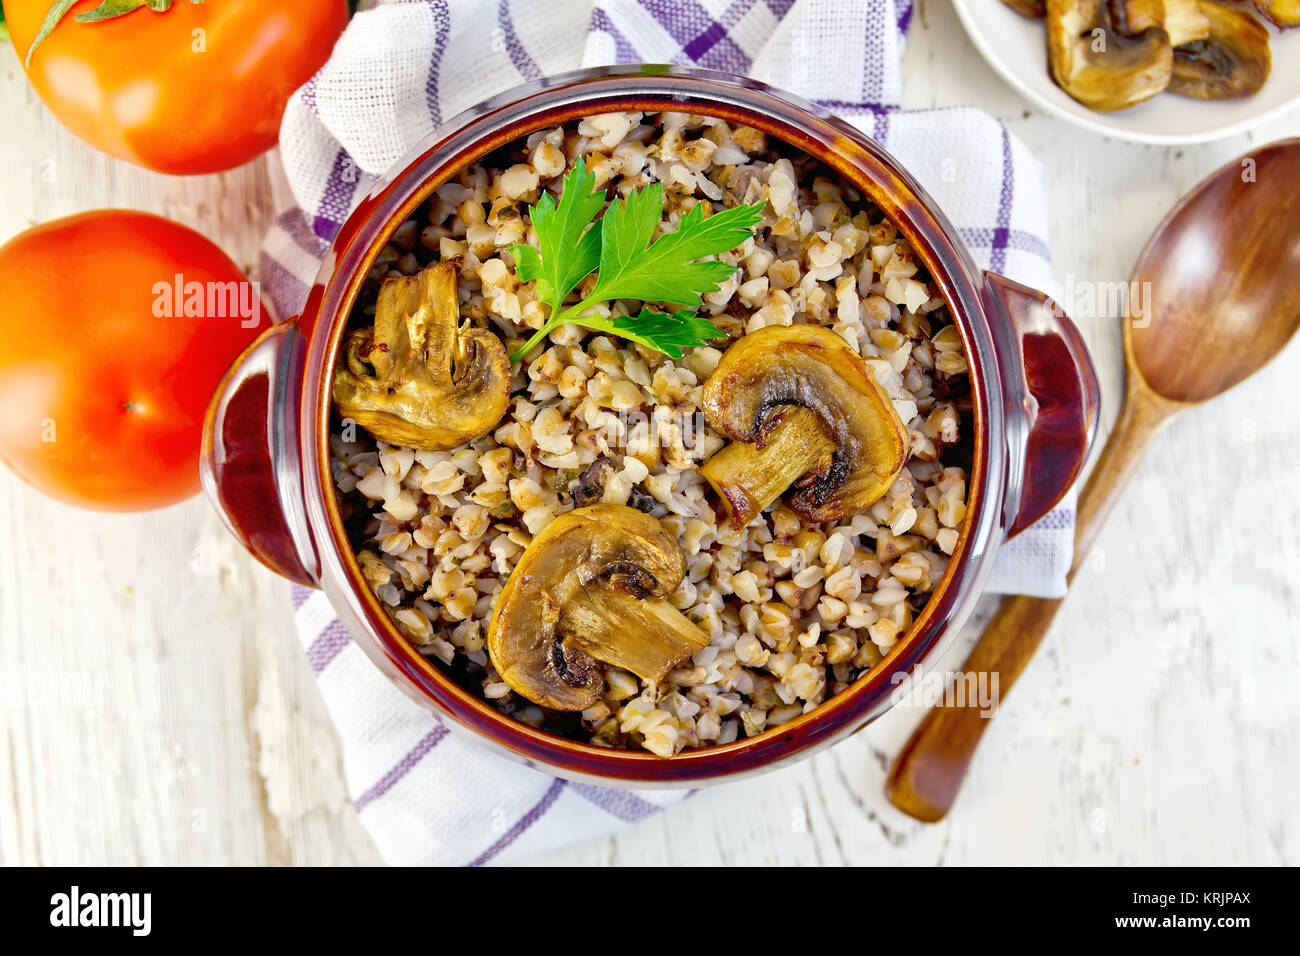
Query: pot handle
984 272 1101 536
201 318 318 586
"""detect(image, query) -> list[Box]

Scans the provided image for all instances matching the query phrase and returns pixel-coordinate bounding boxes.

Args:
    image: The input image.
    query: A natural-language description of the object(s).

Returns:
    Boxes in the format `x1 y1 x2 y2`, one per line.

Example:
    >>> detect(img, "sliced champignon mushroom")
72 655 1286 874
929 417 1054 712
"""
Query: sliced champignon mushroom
1046 0 1173 111
1161 0 1212 46
1001 0 1047 17
702 405 835 527
1111 0 1164 34
568 456 616 507
487 504 709 712
699 325 909 528
1253 0 1300 30
332 259 510 450
1170 2 1271 99
1110 0 1209 45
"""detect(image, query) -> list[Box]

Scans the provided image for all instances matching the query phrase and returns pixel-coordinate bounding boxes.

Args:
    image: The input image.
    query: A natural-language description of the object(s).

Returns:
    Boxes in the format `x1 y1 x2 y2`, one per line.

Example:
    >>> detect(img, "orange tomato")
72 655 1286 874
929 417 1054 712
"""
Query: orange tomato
0 210 268 510
8 0 348 174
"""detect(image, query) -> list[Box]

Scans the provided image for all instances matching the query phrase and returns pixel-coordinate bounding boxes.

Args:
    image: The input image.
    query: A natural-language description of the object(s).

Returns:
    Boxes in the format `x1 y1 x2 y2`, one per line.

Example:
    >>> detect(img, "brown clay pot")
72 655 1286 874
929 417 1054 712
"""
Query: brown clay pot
202 66 1100 785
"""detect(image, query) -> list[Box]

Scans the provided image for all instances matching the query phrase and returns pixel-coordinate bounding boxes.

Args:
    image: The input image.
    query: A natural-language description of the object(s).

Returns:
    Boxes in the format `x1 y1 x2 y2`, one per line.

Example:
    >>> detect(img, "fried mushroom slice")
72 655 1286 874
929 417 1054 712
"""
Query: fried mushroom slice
1109 0 1209 45
487 505 710 712
1253 0 1300 30
699 325 909 528
1001 0 1047 16
1170 2 1271 99
1161 0 1212 46
1111 0 1164 34
332 260 510 450
1047 0 1173 111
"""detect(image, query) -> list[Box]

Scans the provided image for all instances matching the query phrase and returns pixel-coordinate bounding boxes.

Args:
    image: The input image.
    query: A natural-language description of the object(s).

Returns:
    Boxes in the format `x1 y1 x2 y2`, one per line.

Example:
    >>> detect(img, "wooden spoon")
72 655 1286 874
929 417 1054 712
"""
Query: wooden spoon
886 139 1300 822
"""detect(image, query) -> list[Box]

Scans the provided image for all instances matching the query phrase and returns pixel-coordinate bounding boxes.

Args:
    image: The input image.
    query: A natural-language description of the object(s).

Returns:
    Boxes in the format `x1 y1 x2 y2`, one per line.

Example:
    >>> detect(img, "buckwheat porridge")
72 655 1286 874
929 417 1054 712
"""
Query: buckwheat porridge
328 110 971 756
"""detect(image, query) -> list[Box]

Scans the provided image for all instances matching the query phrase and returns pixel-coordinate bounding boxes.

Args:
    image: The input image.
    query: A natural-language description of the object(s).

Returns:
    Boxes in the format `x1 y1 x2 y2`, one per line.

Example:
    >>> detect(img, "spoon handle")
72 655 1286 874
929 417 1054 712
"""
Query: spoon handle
885 387 1172 822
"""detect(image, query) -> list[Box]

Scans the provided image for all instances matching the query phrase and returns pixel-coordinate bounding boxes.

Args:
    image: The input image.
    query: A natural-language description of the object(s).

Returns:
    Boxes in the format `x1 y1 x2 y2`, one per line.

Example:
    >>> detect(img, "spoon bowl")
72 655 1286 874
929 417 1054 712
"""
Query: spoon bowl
1130 139 1300 404
887 138 1300 822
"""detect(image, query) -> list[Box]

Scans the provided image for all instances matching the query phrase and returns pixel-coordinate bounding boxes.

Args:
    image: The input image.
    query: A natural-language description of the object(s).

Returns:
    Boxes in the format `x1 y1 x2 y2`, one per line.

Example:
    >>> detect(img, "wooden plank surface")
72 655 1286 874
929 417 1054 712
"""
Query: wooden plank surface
1 2 1297 866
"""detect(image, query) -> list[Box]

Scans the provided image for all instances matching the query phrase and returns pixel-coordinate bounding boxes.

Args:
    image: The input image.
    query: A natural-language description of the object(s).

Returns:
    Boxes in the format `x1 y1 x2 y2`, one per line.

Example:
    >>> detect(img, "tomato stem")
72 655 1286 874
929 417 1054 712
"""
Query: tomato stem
25 0 206 68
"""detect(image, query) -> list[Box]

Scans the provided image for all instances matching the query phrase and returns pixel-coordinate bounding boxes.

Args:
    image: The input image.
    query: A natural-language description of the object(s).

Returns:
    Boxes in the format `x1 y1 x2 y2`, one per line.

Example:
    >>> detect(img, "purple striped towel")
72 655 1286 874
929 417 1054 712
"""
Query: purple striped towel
267 0 1073 866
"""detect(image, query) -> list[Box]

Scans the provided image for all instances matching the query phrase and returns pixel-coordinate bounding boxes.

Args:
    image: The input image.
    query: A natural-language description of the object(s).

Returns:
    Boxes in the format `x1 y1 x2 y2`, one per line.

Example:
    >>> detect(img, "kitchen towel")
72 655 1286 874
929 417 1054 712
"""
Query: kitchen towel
264 0 1076 866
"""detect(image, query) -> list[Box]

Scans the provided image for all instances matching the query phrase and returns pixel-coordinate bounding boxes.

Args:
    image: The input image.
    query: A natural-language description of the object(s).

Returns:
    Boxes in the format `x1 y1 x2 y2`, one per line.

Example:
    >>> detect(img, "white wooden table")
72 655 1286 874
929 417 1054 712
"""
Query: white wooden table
2 4 1297 866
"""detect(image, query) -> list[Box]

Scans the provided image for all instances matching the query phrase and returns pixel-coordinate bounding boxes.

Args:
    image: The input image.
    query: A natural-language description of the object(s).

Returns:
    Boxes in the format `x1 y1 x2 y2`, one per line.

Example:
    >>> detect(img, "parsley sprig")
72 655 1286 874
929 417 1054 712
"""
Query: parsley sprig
509 159 764 362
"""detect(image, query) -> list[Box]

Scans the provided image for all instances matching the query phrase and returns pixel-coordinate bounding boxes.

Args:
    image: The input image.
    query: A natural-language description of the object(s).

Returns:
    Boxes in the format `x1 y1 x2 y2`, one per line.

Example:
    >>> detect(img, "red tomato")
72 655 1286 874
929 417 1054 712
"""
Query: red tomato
0 210 268 511
8 0 348 175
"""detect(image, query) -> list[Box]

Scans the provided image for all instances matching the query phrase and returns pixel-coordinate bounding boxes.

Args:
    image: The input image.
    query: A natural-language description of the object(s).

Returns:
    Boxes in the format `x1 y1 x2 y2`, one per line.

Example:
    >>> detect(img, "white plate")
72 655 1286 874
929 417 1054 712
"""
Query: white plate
952 0 1300 144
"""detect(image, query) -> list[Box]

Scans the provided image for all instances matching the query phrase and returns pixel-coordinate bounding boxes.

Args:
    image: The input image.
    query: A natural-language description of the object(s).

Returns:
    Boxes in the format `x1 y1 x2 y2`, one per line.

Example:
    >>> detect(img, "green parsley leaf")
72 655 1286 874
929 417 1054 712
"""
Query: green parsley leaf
510 157 604 316
508 168 764 362
593 309 726 361
590 188 763 307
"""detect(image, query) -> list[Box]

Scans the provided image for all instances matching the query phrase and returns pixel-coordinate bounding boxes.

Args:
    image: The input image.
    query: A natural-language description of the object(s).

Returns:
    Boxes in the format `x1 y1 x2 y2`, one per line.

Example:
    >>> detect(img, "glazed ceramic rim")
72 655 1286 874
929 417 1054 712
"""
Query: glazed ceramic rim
299 66 1014 783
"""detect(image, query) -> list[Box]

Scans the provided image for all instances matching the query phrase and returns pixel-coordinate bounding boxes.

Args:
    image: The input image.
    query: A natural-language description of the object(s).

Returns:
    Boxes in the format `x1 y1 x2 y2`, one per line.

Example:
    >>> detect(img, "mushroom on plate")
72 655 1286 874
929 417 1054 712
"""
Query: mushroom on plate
332 259 510 450
1001 0 1047 17
1253 0 1300 30
1160 0 1212 45
699 325 909 528
1107 0 1209 45
487 504 710 712
1170 2 1272 99
1046 0 1174 111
